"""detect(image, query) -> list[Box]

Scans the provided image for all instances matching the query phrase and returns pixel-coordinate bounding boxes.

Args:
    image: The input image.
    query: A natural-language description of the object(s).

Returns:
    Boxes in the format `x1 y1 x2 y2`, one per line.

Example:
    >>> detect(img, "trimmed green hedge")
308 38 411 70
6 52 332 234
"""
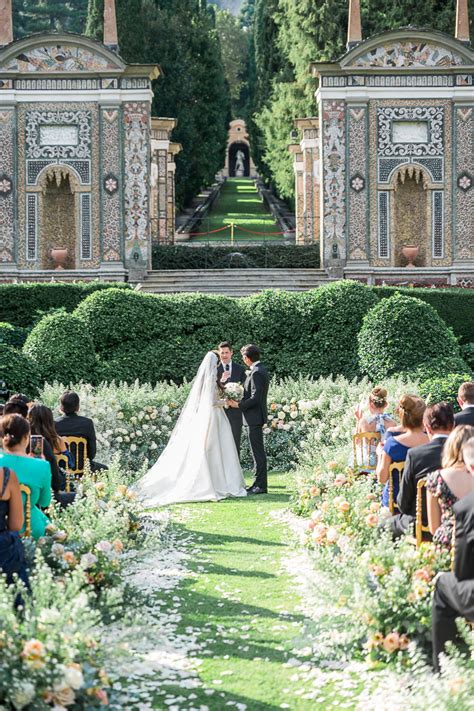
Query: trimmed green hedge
358 293 467 381
373 286 474 345
152 244 321 269
418 372 472 412
0 322 28 348
0 282 129 328
0 344 41 398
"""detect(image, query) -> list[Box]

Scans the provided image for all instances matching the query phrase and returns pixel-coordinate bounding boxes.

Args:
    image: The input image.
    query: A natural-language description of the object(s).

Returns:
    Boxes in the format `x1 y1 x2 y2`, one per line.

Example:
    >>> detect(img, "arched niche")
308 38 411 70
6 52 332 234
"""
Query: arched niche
390 164 435 267
229 142 250 178
37 165 81 270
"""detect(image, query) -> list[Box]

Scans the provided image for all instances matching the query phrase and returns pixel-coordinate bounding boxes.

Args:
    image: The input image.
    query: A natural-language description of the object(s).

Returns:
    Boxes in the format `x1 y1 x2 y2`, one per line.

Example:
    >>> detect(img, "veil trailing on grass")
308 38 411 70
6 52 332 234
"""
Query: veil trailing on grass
137 351 247 506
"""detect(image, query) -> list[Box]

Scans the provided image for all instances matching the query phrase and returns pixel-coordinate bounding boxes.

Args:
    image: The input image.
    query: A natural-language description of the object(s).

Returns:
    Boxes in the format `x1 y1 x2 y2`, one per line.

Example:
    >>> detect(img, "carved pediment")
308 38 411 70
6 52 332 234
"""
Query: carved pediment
341 31 474 69
0 34 125 73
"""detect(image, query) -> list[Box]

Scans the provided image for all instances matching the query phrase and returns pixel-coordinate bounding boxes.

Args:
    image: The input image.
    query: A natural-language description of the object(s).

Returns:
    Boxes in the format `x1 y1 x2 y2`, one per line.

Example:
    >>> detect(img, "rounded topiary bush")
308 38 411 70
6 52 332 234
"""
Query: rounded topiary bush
417 371 473 412
23 312 97 384
304 281 379 378
0 344 41 398
358 293 466 381
0 322 28 348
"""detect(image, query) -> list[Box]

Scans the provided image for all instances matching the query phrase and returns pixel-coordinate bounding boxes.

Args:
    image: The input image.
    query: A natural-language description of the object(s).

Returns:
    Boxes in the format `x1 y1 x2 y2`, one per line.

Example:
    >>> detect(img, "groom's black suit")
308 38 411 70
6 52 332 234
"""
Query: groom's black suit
239 362 270 491
217 361 246 455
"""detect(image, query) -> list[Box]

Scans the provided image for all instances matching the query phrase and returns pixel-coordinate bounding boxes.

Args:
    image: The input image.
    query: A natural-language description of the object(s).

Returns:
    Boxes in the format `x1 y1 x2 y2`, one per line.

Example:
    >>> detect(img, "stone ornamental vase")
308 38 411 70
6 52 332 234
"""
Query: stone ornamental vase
402 245 419 268
50 247 68 270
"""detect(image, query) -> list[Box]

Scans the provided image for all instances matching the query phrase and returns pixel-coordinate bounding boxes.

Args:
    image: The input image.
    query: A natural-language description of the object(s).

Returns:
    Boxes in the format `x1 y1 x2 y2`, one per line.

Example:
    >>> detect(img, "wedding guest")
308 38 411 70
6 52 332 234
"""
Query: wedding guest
432 486 474 673
353 386 397 440
427 425 474 550
376 395 428 508
55 391 106 472
384 402 454 539
455 381 474 427
0 415 51 539
217 341 246 456
28 404 69 494
3 398 28 418
0 464 28 587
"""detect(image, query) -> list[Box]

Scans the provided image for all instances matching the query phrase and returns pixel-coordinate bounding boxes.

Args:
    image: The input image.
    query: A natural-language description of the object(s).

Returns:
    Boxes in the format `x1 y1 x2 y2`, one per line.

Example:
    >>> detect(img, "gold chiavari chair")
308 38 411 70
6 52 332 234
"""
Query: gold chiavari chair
352 431 381 473
19 483 32 538
63 437 89 483
55 451 74 493
388 461 405 514
415 478 432 547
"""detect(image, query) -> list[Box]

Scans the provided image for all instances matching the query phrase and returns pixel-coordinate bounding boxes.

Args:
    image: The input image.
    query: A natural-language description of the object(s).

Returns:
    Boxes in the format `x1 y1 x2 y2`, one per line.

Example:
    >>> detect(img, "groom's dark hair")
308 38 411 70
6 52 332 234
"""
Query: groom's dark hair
218 341 232 350
241 344 260 362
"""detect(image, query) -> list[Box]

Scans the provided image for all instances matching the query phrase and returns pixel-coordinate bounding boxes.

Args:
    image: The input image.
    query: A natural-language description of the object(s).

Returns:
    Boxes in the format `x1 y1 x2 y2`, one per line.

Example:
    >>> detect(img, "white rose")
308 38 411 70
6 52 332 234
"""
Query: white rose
150 442 158 450
283 405 291 413
165 415 172 423
290 411 298 419
162 405 170 414
283 424 291 431
80 553 98 570
11 682 35 709
63 666 84 691
117 412 124 419
129 432 135 439
130 443 137 452
51 543 65 557
278 412 285 420
95 540 112 553
136 430 143 437
124 436 130 443
52 684 75 707
116 436 123 443
263 428 271 435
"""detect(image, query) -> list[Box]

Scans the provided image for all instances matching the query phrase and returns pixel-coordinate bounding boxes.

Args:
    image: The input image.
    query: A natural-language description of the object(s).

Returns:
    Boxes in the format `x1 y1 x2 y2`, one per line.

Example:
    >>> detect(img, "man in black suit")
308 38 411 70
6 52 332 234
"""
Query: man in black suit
217 341 246 456
432 478 474 672
386 402 454 539
229 344 270 494
455 381 474 427
55 391 106 472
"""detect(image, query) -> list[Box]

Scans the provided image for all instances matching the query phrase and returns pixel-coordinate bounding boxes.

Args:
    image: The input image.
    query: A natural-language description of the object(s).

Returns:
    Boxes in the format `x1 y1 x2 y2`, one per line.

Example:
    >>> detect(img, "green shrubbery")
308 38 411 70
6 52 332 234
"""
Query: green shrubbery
417 372 472 412
152 243 321 269
23 312 97 385
0 281 129 327
0 344 41 397
0 322 28 348
357 293 467 381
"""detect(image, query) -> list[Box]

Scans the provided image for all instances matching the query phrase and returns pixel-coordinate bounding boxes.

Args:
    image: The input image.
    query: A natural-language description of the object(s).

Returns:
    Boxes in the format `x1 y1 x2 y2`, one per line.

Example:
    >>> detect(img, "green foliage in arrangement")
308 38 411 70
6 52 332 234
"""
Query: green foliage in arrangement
374 286 474 345
418 371 473 412
24 312 97 385
0 322 28 349
358 293 467 381
0 282 129 328
0 344 41 398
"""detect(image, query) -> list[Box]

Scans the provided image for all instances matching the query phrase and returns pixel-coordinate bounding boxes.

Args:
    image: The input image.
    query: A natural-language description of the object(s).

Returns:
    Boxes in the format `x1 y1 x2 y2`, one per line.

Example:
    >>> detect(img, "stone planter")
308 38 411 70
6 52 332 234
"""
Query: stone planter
402 244 419 267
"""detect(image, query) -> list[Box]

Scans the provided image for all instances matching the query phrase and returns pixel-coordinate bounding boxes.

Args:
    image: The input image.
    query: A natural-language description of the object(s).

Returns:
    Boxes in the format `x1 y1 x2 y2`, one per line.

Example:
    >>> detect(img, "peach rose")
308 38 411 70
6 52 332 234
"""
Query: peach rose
52 684 75 707
399 634 410 651
337 500 350 513
307 520 316 531
413 567 433 583
63 551 77 566
95 688 109 704
334 474 347 487
367 632 384 649
365 513 378 527
309 486 320 498
382 632 400 653
112 539 124 553
22 639 46 667
327 461 338 470
321 501 330 512
312 524 327 544
369 502 380 513
326 527 339 544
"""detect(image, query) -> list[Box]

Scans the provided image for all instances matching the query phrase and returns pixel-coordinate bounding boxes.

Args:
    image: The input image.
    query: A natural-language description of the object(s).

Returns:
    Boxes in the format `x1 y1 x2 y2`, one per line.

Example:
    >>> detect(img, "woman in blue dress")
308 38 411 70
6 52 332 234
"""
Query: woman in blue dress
0 465 28 587
376 394 428 508
0 414 52 539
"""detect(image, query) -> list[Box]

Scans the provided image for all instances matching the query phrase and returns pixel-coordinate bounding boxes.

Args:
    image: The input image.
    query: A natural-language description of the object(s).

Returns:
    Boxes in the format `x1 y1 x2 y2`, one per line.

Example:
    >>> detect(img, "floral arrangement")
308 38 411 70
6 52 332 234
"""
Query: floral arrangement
223 382 244 402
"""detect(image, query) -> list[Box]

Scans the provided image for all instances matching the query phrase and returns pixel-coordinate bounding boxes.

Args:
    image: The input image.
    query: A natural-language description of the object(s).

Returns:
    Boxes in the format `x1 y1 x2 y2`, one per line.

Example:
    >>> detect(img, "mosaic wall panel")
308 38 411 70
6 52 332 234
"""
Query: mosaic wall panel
0 109 15 263
167 166 176 243
17 103 101 269
100 107 122 262
369 99 452 267
454 107 474 260
347 105 368 260
322 100 346 262
4 44 118 72
432 191 444 258
352 42 465 68
26 193 37 260
124 102 151 266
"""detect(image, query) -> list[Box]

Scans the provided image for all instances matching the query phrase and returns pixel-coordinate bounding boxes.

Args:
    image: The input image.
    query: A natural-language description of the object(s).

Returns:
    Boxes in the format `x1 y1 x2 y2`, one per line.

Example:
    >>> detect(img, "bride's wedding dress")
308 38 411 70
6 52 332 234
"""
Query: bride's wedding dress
137 352 247 506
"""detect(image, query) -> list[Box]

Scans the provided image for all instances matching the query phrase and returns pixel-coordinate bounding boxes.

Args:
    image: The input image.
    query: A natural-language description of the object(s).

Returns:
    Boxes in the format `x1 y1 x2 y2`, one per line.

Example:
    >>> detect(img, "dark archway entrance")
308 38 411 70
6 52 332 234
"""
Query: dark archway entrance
229 142 250 177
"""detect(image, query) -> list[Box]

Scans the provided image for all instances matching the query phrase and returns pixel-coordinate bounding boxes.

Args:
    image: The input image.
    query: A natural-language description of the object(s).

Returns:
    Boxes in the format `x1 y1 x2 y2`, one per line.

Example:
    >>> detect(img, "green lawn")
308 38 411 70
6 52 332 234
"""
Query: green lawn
193 178 282 243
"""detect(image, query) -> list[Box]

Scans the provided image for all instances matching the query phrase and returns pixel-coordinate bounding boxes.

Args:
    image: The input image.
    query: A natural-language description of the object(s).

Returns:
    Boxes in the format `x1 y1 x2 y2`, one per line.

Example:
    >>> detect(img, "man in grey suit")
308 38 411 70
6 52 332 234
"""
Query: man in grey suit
217 341 246 456
229 344 270 494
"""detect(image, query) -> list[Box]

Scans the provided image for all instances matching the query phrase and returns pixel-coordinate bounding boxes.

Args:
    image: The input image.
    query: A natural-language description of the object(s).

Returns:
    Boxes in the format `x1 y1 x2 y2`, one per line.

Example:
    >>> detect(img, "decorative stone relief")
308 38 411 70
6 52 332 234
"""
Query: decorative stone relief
377 106 444 157
25 109 91 160
124 102 150 266
0 109 15 263
322 100 346 263
101 107 122 262
3 45 118 72
347 105 368 261
352 42 465 68
454 107 474 260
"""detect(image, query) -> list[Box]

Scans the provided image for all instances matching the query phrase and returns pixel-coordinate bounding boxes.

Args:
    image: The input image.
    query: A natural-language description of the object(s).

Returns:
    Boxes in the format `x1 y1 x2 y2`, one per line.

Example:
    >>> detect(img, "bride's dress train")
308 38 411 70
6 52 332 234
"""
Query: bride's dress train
137 352 247 506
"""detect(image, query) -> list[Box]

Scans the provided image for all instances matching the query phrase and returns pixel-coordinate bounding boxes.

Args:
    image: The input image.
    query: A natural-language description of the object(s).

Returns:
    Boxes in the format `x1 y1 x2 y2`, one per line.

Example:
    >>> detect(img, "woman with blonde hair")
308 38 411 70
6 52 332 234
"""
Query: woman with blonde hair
376 394 428 508
427 424 474 550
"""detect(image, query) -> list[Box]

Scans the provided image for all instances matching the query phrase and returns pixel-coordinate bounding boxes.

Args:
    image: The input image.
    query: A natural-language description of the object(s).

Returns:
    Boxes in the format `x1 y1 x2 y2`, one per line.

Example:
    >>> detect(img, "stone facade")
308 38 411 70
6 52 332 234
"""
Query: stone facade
222 119 257 178
292 28 474 286
0 33 177 281
150 118 181 244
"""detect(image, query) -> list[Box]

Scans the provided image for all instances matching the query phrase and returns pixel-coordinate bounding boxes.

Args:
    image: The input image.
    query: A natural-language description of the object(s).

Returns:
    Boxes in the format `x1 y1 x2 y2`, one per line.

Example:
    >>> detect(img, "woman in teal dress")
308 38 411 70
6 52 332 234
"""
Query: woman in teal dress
0 414 52 539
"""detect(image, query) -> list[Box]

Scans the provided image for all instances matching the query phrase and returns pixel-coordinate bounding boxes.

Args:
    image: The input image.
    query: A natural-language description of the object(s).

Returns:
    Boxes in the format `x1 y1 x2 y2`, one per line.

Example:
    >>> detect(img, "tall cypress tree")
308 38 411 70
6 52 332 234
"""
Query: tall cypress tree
14 0 88 36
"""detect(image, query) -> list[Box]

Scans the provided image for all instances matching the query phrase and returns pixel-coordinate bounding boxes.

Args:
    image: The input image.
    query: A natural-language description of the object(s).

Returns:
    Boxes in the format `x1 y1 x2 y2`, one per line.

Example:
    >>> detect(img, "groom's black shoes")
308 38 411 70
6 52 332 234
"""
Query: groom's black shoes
247 486 267 495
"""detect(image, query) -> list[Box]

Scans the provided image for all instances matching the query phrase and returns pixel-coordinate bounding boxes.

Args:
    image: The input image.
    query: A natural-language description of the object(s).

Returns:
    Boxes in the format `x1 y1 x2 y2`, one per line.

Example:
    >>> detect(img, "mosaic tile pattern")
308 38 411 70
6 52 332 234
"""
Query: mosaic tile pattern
352 42 465 68
0 109 15 263
124 102 150 266
3 44 118 72
322 101 346 262
348 106 368 260
101 107 122 262
454 107 474 260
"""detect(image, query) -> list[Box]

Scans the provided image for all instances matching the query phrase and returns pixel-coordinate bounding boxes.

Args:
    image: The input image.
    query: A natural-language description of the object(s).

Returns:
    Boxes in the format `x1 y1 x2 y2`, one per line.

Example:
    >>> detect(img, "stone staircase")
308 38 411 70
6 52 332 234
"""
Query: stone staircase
136 269 329 296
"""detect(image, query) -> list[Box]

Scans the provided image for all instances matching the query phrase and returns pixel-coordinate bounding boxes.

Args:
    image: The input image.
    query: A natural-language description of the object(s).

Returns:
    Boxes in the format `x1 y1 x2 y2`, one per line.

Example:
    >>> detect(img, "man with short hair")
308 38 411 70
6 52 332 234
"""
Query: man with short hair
455 382 474 427
229 344 270 494
55 391 105 472
217 341 246 456
385 402 454 539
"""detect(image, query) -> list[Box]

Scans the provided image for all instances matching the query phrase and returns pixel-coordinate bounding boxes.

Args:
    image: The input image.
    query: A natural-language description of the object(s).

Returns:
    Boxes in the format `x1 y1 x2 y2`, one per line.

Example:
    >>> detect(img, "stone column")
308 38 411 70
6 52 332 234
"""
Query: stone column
291 118 320 245
150 118 178 244
289 144 304 244
167 143 181 242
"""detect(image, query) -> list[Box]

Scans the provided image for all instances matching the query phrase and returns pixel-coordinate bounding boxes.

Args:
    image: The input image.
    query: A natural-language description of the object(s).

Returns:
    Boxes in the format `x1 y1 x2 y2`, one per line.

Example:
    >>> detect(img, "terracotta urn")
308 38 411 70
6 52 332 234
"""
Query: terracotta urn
402 244 419 268
51 247 68 270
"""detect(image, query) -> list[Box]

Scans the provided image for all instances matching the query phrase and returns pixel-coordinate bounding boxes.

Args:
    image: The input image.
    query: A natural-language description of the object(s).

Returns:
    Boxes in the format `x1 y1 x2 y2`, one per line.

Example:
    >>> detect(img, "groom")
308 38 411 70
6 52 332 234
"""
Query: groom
229 344 270 495
217 341 246 455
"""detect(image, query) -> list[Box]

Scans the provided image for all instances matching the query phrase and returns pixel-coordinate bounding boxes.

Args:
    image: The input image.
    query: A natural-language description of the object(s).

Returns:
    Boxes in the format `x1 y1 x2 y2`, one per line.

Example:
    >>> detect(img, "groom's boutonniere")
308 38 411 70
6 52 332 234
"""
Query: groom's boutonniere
245 369 252 376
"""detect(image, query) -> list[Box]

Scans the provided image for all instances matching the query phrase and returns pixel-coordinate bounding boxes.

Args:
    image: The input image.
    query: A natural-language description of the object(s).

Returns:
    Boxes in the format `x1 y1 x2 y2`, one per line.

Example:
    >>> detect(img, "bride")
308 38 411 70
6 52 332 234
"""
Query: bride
137 351 247 506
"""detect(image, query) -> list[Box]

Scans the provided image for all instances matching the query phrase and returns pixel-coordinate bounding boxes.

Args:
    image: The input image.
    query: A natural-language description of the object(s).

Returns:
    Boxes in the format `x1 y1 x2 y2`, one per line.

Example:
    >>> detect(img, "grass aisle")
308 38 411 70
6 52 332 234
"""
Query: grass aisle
149 472 319 710
195 178 280 242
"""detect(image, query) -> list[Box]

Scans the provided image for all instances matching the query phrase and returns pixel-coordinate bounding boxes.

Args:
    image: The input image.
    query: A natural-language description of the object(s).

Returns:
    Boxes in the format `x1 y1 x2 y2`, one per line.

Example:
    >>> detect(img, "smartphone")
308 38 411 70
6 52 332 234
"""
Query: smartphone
30 435 44 458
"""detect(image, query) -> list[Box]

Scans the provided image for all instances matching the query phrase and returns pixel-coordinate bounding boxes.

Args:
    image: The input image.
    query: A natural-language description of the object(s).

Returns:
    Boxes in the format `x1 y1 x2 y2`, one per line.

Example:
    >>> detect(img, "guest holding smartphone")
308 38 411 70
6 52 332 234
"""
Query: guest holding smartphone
0 415 52 539
0 464 28 587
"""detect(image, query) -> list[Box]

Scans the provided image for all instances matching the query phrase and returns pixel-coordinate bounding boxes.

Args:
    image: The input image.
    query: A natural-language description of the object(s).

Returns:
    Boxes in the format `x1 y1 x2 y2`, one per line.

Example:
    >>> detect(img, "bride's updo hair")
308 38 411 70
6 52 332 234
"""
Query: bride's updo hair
398 394 426 429
369 386 387 409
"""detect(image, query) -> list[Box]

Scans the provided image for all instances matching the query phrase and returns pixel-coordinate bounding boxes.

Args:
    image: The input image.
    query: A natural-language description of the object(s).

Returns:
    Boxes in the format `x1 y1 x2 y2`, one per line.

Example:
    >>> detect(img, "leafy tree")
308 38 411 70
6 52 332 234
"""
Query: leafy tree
215 8 249 116
13 0 88 36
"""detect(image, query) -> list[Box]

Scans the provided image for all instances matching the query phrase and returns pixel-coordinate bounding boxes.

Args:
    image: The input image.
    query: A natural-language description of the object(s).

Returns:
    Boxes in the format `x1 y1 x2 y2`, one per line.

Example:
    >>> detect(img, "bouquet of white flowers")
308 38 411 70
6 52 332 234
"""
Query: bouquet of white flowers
223 382 244 402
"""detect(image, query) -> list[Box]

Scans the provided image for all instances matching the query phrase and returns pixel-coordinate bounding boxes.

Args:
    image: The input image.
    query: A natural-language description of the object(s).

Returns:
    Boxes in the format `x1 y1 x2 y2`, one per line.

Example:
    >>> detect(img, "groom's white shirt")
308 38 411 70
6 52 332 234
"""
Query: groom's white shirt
221 360 233 379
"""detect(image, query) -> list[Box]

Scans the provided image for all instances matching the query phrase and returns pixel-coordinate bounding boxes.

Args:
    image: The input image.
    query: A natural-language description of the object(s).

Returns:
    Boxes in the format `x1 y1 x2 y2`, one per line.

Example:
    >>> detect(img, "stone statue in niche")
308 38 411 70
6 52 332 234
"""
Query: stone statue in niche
235 150 245 177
